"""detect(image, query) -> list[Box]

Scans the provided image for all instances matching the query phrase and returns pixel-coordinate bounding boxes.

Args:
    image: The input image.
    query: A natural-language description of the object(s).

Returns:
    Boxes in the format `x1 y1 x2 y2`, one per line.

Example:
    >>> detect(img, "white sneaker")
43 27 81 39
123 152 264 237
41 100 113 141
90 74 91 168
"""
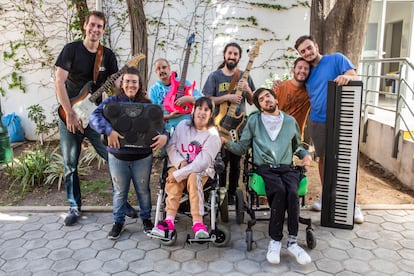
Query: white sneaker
287 243 311 265
354 205 364 224
266 240 282 264
311 197 322 211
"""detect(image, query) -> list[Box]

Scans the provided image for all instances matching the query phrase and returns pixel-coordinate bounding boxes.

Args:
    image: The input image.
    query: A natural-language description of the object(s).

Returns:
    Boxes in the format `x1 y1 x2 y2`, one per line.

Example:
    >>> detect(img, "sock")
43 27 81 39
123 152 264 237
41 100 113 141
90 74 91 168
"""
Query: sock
166 215 175 225
287 235 297 247
193 220 202 226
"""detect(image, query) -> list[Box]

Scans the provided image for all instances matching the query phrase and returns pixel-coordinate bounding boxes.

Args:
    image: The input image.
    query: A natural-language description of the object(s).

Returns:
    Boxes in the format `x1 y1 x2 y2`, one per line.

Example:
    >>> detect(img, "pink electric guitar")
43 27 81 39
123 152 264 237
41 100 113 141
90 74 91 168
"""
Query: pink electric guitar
164 33 196 114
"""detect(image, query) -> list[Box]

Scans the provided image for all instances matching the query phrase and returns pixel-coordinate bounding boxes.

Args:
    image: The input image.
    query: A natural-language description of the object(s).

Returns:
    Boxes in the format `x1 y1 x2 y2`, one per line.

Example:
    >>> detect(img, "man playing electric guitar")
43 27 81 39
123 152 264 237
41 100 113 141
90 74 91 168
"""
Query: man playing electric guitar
55 11 137 226
202 42 255 204
149 58 202 134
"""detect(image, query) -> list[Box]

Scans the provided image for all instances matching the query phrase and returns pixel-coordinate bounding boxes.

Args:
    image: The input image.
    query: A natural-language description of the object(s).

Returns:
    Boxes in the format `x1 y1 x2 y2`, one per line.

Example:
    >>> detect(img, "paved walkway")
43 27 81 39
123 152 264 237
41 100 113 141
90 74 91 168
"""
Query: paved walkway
1 206 414 275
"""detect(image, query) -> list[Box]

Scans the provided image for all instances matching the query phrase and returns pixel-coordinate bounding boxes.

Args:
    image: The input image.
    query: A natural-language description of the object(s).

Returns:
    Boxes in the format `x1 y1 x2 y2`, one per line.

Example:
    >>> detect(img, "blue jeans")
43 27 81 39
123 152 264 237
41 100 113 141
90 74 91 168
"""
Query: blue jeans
59 119 108 209
108 153 153 223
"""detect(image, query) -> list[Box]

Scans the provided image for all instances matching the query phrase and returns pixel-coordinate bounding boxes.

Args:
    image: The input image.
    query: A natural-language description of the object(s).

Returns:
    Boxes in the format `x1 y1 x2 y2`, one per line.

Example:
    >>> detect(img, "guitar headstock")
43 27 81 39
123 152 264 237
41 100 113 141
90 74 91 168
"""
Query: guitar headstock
187 33 195 46
248 39 264 59
126 53 146 67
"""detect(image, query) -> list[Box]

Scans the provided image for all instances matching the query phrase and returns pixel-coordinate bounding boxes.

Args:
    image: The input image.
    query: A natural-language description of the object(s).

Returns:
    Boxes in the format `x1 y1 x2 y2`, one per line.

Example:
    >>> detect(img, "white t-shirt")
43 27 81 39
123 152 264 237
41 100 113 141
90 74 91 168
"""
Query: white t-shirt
261 112 284 141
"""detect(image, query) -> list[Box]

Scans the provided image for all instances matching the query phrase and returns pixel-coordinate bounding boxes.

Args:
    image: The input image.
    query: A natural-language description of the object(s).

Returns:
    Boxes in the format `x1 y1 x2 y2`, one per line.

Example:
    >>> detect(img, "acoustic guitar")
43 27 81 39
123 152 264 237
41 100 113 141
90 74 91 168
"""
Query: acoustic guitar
58 54 146 128
215 39 263 142
164 33 196 114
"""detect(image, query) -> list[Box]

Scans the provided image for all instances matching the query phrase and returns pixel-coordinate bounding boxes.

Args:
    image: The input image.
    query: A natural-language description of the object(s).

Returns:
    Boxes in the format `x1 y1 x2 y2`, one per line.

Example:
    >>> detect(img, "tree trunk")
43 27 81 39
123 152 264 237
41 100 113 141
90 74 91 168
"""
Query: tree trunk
310 0 372 66
72 0 89 36
127 0 148 90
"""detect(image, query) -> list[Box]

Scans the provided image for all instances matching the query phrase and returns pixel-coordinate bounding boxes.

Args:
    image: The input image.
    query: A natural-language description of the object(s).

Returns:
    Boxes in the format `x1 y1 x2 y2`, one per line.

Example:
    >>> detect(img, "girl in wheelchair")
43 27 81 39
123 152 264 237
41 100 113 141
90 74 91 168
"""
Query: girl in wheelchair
151 97 222 240
222 88 312 265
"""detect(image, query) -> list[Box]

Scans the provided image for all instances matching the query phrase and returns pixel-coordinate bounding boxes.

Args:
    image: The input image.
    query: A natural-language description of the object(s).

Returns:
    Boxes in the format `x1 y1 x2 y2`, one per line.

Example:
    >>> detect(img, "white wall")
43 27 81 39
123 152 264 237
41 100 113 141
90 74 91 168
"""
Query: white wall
0 0 310 140
360 118 414 190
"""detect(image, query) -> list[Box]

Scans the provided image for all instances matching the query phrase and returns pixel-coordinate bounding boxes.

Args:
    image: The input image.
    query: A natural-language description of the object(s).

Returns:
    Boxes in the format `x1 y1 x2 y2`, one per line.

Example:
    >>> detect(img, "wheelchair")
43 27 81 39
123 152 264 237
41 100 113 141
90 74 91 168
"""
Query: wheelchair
147 152 231 247
235 151 317 251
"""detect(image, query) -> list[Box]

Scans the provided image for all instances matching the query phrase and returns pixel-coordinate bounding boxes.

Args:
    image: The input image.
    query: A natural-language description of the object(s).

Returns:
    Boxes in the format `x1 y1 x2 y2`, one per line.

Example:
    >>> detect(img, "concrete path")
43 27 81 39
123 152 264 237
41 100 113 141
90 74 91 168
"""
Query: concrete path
1 206 414 275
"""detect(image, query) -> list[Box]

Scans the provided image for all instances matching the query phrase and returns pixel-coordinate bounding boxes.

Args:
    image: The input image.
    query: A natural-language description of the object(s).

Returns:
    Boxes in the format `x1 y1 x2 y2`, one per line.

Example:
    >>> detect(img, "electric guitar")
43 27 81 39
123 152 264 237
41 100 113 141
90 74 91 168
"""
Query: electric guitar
164 33 196 114
58 54 146 129
214 39 263 142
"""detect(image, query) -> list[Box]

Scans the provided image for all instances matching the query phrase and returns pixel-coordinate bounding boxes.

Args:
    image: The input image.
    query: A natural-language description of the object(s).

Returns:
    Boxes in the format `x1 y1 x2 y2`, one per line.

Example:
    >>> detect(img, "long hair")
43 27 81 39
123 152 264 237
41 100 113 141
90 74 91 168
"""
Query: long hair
217 42 242 70
121 67 151 103
190 97 215 128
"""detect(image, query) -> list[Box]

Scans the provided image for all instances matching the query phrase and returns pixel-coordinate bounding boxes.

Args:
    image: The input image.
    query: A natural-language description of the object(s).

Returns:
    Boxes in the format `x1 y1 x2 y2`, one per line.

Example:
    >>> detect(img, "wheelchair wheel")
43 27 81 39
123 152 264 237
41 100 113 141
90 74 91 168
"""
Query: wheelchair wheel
306 228 316 249
219 191 229 223
235 189 245 225
211 224 231 247
159 230 177 246
246 229 253 251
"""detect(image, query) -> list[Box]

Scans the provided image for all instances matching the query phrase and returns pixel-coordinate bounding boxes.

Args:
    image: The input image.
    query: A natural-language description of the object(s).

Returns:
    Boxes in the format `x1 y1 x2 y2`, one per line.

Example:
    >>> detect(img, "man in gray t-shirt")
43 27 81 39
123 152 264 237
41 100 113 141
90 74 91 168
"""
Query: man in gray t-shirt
202 42 255 204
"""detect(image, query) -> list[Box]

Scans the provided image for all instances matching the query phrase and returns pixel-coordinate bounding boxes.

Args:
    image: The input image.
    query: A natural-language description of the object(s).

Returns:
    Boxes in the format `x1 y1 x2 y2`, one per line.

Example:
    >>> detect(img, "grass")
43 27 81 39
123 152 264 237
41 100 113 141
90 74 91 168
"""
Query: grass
81 178 112 198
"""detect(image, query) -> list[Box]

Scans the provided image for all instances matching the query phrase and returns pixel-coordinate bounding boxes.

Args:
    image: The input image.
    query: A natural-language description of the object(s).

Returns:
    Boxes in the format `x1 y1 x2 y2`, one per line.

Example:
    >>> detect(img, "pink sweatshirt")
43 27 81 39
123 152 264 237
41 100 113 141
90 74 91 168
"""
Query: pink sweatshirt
167 120 222 182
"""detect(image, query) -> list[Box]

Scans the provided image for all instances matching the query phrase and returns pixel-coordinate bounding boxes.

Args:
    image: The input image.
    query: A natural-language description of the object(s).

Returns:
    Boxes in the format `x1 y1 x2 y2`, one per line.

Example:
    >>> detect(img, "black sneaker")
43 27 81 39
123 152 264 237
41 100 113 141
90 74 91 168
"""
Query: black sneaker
125 202 138 218
64 207 80 226
142 219 154 233
108 222 124 240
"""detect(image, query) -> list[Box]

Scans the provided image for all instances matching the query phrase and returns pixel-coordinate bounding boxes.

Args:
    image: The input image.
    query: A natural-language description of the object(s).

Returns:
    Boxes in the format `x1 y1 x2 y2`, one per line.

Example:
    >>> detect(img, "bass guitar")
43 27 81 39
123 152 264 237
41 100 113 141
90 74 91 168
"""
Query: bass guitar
58 54 146 128
215 39 263 142
164 33 196 114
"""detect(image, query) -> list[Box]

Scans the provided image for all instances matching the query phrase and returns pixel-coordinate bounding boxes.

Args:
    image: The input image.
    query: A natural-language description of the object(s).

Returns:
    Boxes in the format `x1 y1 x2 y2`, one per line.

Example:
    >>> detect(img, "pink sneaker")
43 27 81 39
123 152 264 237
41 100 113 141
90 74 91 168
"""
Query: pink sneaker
151 219 175 238
192 222 209 239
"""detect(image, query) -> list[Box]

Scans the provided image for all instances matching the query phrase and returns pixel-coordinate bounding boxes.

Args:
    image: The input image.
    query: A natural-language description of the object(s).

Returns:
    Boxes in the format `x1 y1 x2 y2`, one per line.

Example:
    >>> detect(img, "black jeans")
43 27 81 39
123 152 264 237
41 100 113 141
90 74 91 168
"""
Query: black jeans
219 149 241 196
256 165 300 241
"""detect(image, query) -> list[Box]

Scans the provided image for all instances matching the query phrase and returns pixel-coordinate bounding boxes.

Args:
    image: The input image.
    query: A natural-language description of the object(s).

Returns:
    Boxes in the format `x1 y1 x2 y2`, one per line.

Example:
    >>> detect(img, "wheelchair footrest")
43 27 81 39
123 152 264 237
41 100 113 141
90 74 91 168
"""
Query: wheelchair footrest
186 233 215 244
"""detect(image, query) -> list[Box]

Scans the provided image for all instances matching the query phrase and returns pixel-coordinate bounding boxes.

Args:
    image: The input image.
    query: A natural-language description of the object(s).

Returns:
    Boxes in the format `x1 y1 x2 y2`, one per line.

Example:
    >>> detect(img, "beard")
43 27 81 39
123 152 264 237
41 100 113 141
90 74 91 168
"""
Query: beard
225 59 239 70
307 54 318 64
293 73 307 82
262 103 277 113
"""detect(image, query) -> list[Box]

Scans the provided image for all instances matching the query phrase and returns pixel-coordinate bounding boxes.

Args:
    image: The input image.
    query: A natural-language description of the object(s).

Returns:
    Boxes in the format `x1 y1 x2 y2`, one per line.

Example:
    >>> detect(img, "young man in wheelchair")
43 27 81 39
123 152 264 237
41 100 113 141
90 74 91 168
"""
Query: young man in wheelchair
151 97 222 240
221 88 312 265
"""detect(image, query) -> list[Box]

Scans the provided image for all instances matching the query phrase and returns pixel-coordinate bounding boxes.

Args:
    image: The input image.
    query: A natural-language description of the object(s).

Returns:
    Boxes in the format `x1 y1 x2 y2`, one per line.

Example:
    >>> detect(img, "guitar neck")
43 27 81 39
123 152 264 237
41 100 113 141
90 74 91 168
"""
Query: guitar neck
227 59 253 115
89 66 127 103
178 44 192 93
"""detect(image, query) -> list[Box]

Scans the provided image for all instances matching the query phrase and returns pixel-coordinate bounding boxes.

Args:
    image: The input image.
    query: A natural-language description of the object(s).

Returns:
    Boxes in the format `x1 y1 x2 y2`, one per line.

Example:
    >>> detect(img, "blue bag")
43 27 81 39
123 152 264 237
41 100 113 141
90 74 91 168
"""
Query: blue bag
1 112 25 142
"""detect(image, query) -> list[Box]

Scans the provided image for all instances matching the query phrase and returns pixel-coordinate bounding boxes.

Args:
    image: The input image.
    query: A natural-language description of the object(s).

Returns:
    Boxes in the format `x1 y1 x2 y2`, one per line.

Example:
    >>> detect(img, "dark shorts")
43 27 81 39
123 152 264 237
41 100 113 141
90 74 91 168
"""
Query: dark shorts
309 119 326 158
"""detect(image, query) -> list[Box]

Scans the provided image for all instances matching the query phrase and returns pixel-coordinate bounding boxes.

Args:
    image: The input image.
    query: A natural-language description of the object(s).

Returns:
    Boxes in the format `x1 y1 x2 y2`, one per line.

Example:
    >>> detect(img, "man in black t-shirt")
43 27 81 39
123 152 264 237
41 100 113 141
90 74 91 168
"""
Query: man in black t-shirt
55 11 130 226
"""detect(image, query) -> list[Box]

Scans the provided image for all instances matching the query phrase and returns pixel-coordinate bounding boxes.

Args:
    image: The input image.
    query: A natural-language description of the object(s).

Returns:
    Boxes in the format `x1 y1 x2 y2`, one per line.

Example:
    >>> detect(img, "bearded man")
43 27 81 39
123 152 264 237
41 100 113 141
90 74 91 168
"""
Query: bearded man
202 42 255 204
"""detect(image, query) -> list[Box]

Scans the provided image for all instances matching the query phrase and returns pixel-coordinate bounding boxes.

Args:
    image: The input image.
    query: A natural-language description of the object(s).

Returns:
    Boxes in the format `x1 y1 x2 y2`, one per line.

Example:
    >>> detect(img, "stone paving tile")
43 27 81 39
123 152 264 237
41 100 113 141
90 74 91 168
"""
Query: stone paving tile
0 209 414 275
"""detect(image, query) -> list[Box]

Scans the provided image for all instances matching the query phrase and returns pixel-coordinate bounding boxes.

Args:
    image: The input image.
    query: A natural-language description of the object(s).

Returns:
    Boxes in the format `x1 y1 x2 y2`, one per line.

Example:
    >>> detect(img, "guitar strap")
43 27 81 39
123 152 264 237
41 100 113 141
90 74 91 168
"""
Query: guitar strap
228 69 240 94
93 43 104 83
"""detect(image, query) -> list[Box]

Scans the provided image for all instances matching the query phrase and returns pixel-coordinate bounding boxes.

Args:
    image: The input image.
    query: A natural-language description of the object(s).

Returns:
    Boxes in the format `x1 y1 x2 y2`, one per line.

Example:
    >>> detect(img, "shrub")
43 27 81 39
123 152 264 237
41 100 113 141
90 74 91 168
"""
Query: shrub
5 142 92 193
6 143 56 192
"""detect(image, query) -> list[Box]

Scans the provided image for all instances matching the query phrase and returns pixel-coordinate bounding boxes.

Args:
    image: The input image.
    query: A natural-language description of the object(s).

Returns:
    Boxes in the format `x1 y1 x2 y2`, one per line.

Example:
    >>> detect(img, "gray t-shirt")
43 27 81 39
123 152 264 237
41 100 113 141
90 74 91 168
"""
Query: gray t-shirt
202 69 255 116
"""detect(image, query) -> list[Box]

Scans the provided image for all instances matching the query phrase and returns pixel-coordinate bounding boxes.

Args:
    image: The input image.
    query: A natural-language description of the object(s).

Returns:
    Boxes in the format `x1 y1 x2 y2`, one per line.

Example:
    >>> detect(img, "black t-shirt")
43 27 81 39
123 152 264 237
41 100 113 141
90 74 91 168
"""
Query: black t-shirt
55 40 118 100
